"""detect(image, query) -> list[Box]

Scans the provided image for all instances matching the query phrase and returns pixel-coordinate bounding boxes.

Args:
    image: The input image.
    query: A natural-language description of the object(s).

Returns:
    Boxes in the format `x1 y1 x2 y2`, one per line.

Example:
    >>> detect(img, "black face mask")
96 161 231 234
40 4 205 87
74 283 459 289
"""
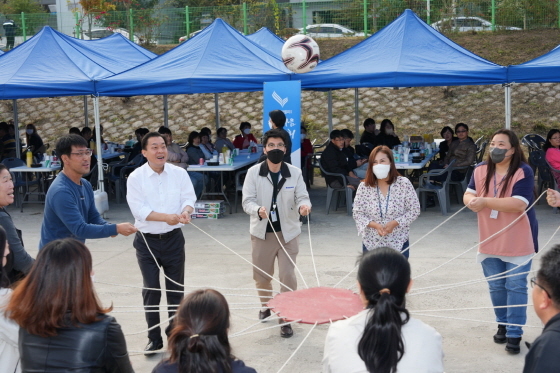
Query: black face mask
266 149 284 164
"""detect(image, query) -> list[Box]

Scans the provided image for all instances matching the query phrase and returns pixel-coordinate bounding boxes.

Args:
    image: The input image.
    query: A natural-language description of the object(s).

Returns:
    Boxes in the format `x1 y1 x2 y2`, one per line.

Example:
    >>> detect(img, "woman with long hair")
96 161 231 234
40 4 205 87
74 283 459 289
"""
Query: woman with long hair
0 164 33 282
352 146 420 258
153 289 256 373
437 125 457 162
24 124 45 160
464 129 538 354
7 238 134 372
323 247 443 373
374 119 401 149
0 225 21 373
543 129 560 184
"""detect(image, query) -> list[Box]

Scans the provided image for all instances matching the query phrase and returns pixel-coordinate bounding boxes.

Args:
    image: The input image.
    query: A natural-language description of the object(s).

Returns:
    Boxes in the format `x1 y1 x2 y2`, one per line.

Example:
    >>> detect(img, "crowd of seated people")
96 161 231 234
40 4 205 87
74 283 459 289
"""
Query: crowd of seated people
358 118 401 152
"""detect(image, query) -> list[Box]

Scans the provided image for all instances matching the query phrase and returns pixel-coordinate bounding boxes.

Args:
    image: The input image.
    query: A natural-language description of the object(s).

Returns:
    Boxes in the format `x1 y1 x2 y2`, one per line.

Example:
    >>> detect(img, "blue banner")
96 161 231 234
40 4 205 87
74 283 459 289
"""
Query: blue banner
263 81 301 168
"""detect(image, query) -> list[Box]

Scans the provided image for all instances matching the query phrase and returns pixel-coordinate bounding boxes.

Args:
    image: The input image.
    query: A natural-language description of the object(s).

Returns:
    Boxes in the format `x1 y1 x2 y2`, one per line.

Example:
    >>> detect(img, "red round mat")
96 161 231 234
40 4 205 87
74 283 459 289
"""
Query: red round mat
268 287 363 325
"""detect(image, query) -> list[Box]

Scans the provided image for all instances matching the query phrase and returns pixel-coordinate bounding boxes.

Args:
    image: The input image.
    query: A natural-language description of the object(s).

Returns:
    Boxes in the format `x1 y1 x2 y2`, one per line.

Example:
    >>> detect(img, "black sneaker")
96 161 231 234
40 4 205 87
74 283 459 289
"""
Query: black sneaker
259 309 271 322
280 324 293 338
505 337 522 354
144 339 163 356
493 324 507 344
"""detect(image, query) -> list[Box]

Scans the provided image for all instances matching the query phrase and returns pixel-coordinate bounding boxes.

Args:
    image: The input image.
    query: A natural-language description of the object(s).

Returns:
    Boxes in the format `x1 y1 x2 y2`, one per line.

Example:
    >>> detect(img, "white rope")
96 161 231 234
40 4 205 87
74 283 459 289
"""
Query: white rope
230 319 302 338
265 213 309 289
96 281 275 298
411 304 532 313
190 222 294 292
276 322 319 373
333 202 472 288
409 270 537 297
412 313 542 329
403 204 470 253
413 191 546 280
307 218 321 287
230 314 282 337
124 315 175 336
412 222 560 293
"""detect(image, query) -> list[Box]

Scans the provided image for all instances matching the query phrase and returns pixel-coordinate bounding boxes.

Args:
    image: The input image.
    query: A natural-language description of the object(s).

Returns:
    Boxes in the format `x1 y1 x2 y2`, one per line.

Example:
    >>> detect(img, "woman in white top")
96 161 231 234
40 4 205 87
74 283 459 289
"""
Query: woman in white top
353 146 420 258
323 247 444 373
0 225 21 373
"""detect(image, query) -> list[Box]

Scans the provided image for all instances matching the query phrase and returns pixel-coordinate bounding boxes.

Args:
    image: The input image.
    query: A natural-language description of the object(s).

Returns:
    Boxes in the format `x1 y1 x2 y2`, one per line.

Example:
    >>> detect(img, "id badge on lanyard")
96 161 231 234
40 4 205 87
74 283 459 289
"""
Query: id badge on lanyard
270 202 278 222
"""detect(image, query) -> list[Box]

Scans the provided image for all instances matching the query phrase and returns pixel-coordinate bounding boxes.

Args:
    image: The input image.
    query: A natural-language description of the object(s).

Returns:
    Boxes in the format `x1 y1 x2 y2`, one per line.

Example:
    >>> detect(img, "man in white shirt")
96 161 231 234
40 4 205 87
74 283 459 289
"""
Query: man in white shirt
126 132 196 354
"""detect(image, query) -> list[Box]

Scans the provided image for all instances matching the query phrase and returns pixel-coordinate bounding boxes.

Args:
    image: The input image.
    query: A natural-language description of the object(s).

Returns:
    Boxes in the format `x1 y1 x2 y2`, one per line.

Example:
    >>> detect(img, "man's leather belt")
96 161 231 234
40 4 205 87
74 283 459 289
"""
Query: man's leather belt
143 228 181 240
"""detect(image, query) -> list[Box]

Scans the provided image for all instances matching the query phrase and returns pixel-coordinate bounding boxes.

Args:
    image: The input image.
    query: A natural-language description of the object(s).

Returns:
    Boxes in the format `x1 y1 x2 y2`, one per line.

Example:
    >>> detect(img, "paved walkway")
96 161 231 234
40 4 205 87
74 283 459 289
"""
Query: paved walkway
10 179 558 373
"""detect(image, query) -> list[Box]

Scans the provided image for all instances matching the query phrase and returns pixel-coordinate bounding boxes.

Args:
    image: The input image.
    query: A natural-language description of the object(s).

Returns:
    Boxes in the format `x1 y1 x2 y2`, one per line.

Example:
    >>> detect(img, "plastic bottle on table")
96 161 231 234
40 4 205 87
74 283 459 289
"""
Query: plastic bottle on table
26 148 32 167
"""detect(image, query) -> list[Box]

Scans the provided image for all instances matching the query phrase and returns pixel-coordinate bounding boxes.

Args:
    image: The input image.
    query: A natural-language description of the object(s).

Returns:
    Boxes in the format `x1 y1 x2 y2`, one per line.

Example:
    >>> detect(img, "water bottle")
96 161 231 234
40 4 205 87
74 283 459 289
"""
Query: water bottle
26 148 32 167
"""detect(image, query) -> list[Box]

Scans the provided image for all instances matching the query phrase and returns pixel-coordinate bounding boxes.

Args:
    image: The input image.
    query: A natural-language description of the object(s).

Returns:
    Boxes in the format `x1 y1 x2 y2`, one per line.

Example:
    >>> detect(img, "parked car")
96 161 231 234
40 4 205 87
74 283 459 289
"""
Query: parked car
82 27 156 44
431 17 521 32
179 29 204 43
297 24 365 38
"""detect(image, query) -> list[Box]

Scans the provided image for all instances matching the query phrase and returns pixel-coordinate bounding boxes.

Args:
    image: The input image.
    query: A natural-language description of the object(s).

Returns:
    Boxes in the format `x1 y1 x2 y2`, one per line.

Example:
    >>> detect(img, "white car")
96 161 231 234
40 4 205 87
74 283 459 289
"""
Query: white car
179 29 204 43
297 24 365 38
81 27 156 44
431 17 521 32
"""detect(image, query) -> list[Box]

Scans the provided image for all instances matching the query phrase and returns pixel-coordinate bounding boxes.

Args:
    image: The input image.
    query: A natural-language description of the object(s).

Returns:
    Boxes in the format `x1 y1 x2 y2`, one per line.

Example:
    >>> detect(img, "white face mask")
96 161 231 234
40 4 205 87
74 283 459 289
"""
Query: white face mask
301 134 306 140
372 164 391 179
91 275 95 283
385 128 394 135
26 129 33 135
243 128 251 135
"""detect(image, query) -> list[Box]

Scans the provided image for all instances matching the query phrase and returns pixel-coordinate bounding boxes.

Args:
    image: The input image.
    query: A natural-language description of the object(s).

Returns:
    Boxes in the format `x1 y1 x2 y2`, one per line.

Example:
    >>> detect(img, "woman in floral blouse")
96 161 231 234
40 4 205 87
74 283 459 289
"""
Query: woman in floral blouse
353 146 420 258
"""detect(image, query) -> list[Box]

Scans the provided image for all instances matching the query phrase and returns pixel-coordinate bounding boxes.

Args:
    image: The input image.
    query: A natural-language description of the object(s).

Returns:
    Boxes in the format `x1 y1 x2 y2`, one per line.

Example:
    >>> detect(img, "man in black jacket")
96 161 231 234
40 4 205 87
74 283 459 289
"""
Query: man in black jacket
523 244 560 372
320 130 361 190
268 110 292 164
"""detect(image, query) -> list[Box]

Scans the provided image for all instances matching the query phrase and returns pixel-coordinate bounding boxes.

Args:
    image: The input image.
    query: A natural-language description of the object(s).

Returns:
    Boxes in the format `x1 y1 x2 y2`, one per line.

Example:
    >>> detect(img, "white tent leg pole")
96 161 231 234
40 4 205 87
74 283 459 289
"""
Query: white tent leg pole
214 93 220 131
84 96 89 128
328 90 333 133
163 95 169 128
354 88 360 135
504 84 511 129
13 99 20 157
93 96 105 193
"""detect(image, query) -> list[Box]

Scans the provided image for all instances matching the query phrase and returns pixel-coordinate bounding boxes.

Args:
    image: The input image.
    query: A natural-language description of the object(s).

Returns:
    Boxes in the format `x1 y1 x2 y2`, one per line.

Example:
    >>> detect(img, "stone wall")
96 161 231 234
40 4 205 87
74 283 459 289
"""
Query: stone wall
1 82 558 146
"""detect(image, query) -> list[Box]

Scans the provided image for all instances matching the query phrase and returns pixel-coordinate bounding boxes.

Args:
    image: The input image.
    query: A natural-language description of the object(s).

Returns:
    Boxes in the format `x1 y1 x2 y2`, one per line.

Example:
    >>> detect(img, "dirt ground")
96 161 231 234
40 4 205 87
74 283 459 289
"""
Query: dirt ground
9 176 557 373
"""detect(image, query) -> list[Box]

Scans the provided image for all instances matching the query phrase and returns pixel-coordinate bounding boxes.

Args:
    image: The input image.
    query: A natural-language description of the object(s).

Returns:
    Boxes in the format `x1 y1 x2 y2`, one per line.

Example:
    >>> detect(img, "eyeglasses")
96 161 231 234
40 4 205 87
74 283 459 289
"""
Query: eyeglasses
456 130 468 133
70 149 93 157
530 277 551 298
266 143 285 149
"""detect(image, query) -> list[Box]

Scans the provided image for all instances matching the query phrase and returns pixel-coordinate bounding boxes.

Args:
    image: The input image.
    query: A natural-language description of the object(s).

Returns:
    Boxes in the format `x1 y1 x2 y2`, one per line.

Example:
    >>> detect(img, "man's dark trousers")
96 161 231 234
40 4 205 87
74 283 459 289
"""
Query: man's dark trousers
134 229 185 342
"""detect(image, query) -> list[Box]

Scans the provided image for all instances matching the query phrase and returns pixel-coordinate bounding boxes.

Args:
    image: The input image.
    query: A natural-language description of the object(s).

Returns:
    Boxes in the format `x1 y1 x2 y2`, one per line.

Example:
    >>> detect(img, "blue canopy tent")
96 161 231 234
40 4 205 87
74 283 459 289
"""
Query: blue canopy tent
508 45 560 83
246 27 285 57
298 9 510 130
96 18 293 97
0 25 156 192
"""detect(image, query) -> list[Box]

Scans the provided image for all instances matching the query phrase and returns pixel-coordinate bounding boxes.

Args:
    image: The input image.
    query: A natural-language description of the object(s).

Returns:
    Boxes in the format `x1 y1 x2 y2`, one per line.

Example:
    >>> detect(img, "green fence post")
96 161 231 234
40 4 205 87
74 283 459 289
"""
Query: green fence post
363 0 367 36
75 11 80 39
129 9 134 42
20 12 26 42
185 6 190 39
491 0 495 31
302 0 307 34
243 3 247 35
427 0 431 25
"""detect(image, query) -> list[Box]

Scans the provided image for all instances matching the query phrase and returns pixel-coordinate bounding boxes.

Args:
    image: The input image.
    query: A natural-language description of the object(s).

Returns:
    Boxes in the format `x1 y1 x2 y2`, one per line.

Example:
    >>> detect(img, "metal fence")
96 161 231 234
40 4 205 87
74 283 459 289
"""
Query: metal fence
0 0 558 47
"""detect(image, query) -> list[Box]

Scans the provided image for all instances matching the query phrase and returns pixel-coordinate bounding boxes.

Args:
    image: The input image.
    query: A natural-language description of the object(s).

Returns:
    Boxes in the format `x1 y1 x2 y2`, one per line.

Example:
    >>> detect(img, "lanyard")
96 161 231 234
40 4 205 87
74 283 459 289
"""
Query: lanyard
269 174 286 211
493 171 507 197
376 185 391 219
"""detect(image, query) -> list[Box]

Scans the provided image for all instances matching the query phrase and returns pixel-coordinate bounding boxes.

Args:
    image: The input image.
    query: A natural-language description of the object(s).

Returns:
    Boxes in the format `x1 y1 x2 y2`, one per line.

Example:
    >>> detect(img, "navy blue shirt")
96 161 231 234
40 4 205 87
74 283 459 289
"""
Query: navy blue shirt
39 172 116 248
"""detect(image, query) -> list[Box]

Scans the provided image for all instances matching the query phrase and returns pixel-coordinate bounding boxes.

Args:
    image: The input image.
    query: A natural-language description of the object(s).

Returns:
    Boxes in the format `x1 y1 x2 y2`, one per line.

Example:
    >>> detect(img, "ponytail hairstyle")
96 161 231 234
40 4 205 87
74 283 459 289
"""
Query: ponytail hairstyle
357 247 411 373
167 289 234 373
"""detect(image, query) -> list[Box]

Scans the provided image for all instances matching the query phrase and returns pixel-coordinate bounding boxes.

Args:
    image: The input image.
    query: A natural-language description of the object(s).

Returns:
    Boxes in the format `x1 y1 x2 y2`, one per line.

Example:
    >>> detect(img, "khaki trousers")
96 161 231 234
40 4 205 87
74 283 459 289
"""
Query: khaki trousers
251 232 299 307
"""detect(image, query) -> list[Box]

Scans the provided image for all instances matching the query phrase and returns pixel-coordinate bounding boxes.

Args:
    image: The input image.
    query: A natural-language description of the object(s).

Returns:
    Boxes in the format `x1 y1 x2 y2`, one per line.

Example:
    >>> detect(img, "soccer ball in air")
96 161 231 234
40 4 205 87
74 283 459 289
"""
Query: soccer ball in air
281 34 320 74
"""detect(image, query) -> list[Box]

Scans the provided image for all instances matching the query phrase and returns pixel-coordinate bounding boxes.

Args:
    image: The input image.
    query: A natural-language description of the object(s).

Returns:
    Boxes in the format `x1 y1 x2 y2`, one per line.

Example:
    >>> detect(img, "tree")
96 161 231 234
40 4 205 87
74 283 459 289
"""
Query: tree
0 0 44 14
76 0 116 37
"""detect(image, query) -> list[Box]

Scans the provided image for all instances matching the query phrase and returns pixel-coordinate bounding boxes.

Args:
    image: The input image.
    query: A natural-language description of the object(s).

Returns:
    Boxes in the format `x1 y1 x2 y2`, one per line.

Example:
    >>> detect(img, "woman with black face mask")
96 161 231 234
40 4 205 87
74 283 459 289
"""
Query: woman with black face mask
464 129 538 355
